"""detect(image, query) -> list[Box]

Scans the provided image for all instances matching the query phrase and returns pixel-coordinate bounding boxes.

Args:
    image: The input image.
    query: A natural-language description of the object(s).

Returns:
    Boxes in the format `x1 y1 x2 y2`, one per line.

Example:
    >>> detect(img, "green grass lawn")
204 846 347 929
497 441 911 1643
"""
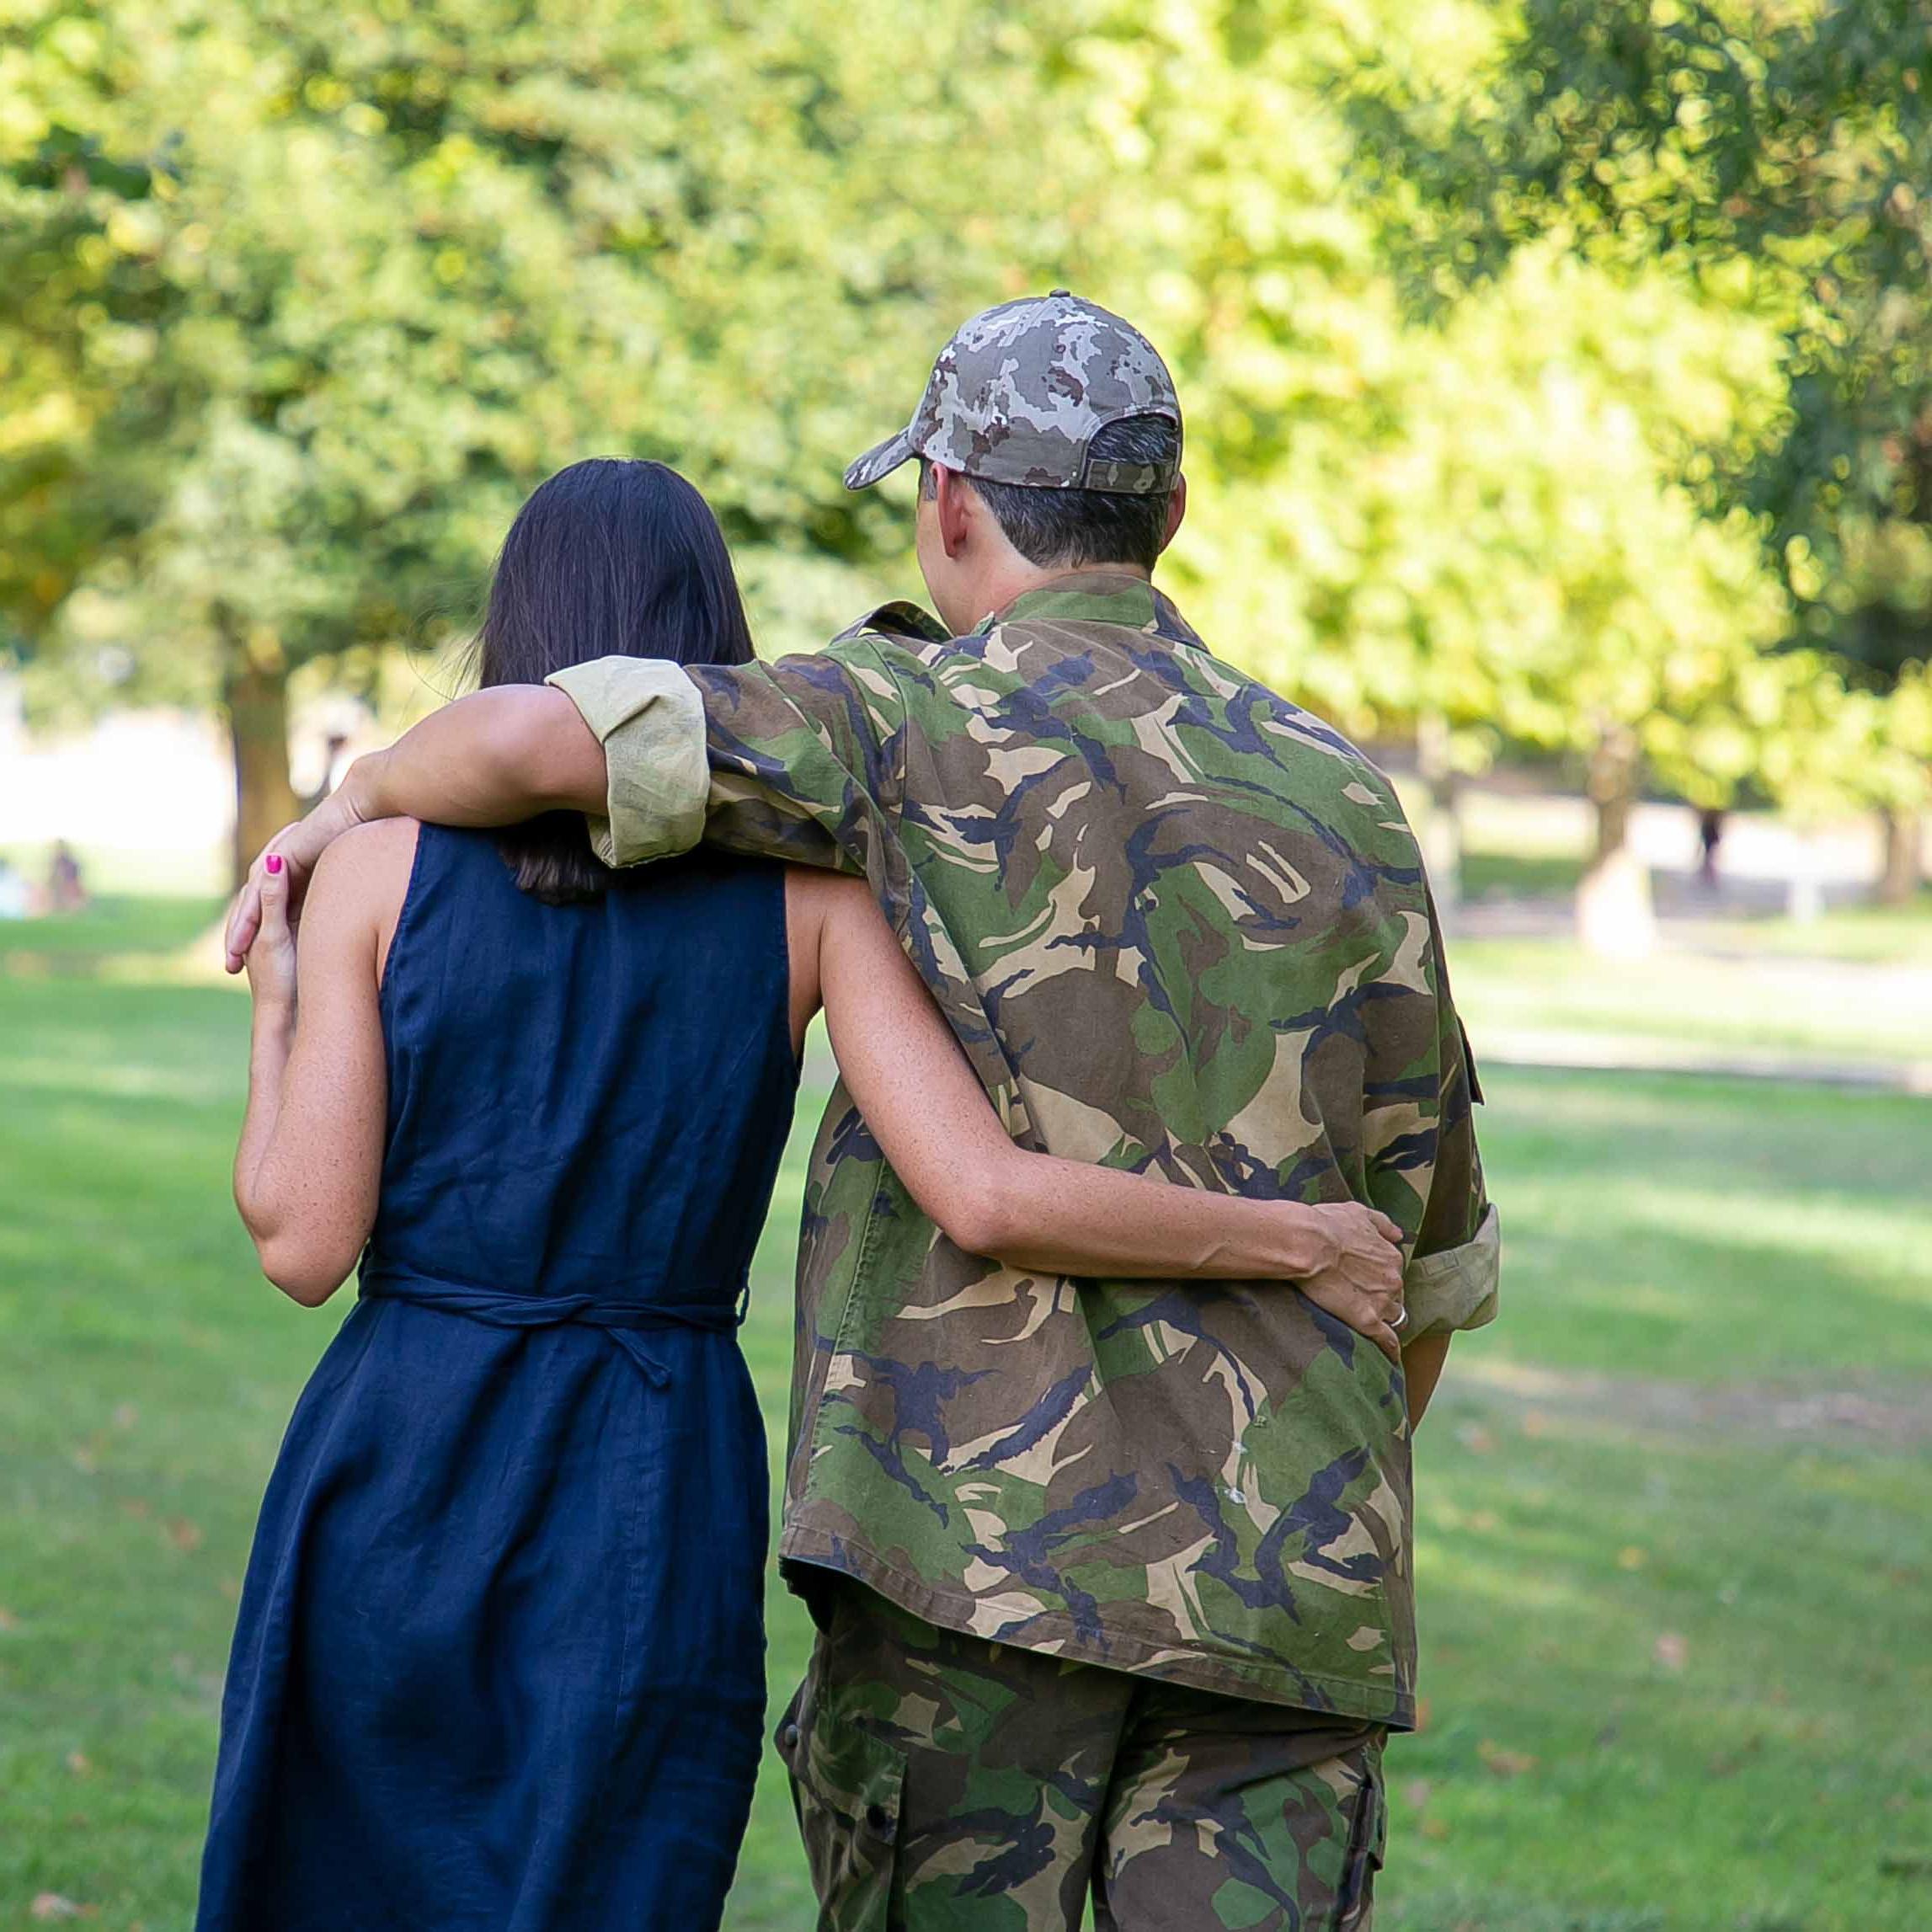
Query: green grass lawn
2 937 1929 1930
1452 938 1932 1070
1680 887 1932 964
0 896 227 968
1458 849 1588 904
1451 853 1932 1074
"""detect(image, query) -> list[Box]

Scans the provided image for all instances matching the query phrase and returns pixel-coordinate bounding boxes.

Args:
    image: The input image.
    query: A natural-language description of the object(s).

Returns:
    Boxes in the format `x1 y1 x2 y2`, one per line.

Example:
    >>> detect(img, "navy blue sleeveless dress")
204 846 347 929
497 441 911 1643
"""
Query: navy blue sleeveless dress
197 825 798 1932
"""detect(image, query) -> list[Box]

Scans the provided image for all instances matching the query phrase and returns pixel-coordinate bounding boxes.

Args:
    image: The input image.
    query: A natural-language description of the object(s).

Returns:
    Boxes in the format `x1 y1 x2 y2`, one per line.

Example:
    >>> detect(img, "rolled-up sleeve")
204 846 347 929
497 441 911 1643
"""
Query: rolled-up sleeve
1402 891 1500 1338
1404 1201 1500 1337
546 658 709 867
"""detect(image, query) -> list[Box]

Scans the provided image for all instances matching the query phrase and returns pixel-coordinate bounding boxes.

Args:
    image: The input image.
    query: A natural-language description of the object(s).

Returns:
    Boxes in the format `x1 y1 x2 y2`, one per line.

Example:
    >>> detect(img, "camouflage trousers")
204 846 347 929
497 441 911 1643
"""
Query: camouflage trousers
775 1580 1386 1931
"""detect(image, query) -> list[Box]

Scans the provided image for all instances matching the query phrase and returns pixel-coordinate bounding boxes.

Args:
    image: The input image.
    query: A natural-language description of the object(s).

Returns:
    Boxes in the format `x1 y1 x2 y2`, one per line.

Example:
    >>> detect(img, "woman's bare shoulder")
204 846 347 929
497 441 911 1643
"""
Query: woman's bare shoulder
306 818 421 959
314 817 420 894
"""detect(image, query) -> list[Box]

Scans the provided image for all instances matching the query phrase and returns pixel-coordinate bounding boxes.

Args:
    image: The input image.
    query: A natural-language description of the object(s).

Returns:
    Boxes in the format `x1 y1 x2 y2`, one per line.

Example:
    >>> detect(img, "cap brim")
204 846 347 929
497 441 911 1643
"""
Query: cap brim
843 424 919 492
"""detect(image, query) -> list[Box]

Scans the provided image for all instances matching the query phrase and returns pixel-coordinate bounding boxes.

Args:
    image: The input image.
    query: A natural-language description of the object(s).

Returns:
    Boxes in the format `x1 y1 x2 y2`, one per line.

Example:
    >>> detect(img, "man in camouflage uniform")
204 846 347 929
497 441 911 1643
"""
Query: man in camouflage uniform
235 293 1499 1929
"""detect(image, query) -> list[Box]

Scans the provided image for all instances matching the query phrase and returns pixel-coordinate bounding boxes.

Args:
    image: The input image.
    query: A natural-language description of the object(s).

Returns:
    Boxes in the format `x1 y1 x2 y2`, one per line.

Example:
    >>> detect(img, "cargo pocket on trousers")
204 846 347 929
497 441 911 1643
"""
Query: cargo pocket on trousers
775 1678 907 1931
1334 1750 1386 1931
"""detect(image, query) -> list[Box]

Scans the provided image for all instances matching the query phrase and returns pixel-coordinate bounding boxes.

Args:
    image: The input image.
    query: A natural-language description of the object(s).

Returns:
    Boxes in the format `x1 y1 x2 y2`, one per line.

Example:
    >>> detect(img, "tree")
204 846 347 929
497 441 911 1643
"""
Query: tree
1346 0 1932 898
1049 0 1807 942
2 0 1073 878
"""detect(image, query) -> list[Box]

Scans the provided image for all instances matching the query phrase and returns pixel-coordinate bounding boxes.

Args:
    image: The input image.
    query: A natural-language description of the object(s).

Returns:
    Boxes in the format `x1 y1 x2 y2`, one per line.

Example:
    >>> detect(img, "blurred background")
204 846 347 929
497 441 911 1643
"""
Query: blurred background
2 3 1928 1928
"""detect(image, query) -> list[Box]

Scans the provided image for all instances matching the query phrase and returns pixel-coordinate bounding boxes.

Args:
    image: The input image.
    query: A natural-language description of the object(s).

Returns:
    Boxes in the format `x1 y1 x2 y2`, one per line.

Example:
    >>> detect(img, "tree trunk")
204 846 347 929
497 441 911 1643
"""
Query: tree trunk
1576 725 1655 958
222 650 298 889
1877 804 1924 907
1414 710 1463 911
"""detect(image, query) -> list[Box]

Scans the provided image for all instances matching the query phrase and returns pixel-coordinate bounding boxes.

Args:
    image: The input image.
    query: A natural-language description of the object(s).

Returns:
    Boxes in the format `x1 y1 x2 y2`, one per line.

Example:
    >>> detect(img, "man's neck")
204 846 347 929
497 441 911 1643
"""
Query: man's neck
969 559 1155 630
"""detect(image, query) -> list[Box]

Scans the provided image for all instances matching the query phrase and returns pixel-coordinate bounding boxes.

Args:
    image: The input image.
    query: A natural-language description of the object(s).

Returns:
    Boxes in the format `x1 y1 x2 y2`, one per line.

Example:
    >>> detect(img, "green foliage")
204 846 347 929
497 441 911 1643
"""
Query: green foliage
3 0 1924 826
1344 0 1932 805
0 0 1075 714
1045 3 1849 822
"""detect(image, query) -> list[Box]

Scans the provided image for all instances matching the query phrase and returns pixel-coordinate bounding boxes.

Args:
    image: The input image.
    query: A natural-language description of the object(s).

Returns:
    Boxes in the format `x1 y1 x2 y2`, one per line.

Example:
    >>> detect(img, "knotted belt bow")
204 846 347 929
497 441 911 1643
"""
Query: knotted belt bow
359 1262 743 1390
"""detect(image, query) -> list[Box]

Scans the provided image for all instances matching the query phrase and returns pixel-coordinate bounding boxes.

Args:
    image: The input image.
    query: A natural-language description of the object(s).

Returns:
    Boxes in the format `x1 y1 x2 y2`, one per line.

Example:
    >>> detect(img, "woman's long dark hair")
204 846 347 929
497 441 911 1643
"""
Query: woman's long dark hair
475 458 755 904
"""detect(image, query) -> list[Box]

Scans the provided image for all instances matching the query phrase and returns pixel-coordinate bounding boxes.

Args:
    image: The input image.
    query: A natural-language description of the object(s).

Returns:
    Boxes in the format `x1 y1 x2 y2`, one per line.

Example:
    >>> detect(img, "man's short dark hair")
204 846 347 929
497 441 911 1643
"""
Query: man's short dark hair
921 414 1180 573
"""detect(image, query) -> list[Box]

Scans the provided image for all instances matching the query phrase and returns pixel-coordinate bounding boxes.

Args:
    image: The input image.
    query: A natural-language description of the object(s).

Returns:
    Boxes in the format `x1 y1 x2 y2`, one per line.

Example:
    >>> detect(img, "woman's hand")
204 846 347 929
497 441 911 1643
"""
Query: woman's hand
226 773 372 974
1281 1203 1408 1363
243 855 299 1015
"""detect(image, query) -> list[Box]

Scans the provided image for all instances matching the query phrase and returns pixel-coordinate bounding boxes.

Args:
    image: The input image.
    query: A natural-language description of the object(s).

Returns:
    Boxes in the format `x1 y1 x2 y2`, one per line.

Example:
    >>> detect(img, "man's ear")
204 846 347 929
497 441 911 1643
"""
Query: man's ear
931 464 975 560
1160 474 1187 555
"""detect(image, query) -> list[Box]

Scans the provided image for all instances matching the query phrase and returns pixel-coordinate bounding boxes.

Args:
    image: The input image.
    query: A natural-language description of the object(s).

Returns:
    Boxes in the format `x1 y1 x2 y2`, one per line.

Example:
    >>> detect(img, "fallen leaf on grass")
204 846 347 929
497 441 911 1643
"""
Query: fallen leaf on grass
1421 1816 1450 1841
0 1607 17 1634
1616 1546 1648 1571
30 1896 95 1921
1653 1631 1689 1672
1707 1736 1764 1777
1520 1408 1550 1437
118 1499 152 1521
66 1750 91 1776
1404 1779 1432 1811
1467 1509 1499 1533
111 1403 138 1431
165 1517 204 1553
1476 1739 1540 1778
1456 1425 1494 1454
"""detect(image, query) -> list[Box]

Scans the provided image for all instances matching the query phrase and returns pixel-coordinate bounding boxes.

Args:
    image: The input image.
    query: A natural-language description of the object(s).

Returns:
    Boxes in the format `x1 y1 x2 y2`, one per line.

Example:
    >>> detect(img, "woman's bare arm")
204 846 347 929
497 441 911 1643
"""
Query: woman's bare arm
233 821 414 1305
792 873 1406 1359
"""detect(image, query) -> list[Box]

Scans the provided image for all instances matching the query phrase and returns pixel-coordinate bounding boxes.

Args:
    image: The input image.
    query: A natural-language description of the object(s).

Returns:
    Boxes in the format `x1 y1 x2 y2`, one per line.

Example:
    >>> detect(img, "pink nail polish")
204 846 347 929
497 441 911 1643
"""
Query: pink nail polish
265 854 284 875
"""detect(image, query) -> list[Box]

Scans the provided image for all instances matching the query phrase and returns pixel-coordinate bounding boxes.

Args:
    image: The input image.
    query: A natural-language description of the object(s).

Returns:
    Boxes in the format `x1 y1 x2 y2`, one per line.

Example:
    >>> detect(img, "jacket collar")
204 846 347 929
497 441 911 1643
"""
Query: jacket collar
840 572 1201 651
979 570 1200 648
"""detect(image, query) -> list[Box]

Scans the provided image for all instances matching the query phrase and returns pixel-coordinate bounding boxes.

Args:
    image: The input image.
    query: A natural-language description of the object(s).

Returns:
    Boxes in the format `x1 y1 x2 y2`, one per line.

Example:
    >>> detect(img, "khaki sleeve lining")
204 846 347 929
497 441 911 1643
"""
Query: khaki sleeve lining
1404 1203 1501 1337
546 659 709 867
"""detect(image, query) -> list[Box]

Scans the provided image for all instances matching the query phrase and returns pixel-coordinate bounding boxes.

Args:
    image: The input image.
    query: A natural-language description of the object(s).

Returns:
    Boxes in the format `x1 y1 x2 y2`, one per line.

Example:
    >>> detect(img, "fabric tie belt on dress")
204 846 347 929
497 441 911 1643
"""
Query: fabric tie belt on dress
358 1262 744 1390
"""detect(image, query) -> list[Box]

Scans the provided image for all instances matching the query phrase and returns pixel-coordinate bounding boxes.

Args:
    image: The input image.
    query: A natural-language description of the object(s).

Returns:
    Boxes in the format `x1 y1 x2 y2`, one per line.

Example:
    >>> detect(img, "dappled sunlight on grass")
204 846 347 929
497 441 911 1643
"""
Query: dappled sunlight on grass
2 936 1926 1930
1396 1389 1930 1929
1467 1066 1932 1376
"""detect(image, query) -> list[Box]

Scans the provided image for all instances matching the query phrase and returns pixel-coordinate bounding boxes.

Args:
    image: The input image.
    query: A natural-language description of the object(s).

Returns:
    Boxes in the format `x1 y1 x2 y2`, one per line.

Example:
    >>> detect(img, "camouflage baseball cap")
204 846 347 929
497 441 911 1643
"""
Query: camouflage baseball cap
844 291 1182 495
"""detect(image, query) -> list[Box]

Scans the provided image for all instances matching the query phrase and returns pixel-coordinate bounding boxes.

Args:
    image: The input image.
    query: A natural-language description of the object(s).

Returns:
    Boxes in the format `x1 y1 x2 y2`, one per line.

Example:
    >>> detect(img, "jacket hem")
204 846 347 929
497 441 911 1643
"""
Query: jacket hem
777 1528 1417 1732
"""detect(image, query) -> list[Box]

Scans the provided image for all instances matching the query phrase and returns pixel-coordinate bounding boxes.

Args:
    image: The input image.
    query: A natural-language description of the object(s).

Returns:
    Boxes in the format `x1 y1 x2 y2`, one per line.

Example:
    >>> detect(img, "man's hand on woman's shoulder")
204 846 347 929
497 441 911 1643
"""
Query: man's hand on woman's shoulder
224 760 382 974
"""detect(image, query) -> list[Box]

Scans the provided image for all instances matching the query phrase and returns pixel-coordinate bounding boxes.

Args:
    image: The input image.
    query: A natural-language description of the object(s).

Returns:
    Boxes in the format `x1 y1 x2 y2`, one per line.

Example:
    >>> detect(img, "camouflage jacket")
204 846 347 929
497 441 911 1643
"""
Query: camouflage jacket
551 572 1498 1723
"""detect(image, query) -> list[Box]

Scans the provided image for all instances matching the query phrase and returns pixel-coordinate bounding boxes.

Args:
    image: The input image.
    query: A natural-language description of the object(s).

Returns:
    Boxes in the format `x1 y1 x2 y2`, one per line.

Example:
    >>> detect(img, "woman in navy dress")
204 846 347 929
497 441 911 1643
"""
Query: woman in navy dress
202 458 1406 1930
